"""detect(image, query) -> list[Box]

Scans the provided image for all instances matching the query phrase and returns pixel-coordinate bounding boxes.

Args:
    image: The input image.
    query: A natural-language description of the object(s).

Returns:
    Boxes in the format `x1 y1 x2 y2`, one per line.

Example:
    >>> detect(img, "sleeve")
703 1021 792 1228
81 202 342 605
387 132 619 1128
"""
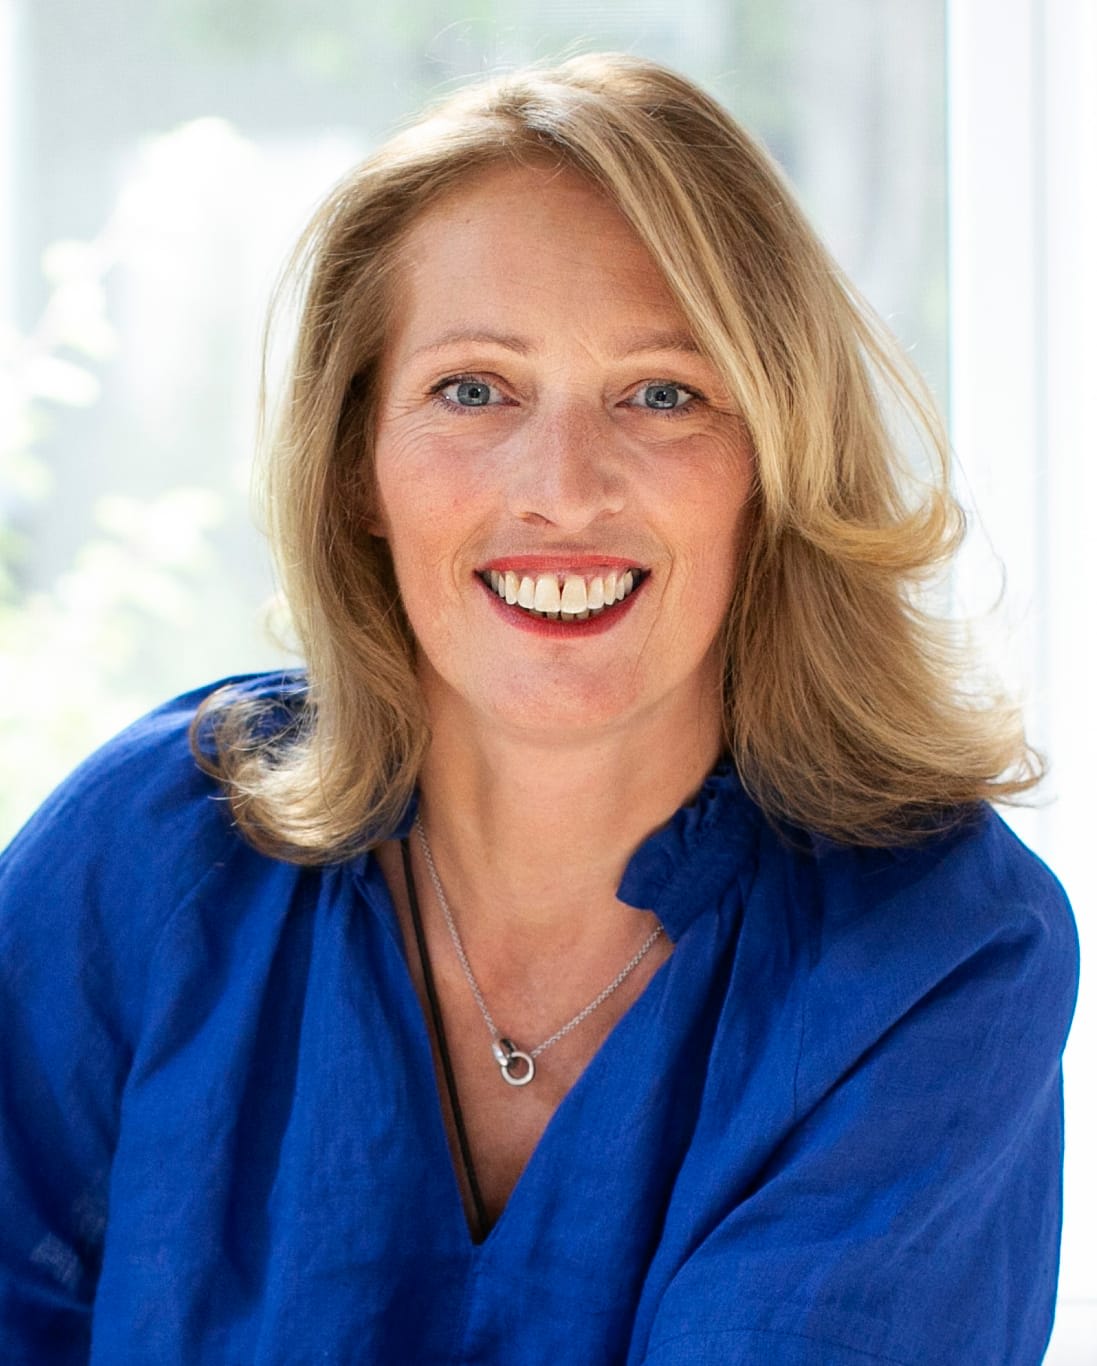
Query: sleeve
0 692 235 1363
641 825 1080 1366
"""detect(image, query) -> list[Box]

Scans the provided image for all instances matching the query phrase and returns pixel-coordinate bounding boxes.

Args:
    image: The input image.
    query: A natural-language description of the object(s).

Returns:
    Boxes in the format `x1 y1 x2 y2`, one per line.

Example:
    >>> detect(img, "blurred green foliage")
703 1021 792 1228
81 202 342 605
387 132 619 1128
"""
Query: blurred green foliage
0 201 227 842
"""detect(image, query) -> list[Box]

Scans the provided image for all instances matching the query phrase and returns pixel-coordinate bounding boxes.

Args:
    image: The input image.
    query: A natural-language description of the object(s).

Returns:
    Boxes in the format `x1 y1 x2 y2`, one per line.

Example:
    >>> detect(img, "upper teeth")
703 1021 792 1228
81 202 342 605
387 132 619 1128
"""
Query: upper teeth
485 569 638 619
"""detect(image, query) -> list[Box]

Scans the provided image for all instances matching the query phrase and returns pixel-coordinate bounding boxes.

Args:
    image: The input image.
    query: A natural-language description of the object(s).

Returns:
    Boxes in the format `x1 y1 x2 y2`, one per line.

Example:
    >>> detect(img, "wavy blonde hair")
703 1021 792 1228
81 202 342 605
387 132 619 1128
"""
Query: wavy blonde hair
194 50 1040 860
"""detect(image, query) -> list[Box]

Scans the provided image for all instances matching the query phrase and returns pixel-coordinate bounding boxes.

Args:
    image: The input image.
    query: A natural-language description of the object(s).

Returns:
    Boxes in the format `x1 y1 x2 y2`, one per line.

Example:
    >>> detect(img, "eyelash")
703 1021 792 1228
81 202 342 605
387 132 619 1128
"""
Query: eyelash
427 373 705 420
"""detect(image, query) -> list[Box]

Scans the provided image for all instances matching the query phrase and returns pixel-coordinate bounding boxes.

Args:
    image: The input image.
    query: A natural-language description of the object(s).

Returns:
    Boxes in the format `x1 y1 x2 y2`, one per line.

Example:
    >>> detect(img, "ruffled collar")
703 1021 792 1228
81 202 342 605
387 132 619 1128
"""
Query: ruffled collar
382 762 759 942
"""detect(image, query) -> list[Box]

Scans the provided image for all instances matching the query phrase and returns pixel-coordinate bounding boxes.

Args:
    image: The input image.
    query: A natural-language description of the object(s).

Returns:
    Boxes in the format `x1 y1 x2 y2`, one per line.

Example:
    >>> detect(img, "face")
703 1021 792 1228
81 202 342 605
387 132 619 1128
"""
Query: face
371 162 754 749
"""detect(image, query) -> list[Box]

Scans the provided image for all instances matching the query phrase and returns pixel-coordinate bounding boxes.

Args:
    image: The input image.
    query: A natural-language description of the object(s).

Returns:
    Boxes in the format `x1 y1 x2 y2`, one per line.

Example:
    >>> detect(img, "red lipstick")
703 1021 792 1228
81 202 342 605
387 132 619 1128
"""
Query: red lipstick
478 554 644 575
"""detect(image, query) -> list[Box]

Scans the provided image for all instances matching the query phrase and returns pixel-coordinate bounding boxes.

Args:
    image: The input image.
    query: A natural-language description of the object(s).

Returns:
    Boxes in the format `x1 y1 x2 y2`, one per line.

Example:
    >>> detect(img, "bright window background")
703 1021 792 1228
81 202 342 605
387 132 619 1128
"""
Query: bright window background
948 3 1095 1359
0 0 1090 1357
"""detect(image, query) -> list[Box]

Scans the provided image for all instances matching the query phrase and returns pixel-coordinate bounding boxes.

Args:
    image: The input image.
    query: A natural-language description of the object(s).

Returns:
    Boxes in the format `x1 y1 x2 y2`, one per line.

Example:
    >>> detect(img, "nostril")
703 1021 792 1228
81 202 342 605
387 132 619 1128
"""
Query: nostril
506 440 626 528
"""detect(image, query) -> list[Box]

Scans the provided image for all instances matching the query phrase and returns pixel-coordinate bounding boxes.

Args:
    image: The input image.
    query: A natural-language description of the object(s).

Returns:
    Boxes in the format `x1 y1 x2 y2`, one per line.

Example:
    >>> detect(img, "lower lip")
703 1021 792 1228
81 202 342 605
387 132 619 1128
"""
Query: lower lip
477 575 647 637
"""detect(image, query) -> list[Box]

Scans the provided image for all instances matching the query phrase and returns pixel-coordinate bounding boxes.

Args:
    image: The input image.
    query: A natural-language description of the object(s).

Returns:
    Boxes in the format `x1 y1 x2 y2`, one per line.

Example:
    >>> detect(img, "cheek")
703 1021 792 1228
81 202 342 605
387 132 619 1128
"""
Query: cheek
706 437 754 547
371 426 448 552
370 438 492 635
375 470 513 640
660 468 753 653
374 420 496 528
662 447 753 570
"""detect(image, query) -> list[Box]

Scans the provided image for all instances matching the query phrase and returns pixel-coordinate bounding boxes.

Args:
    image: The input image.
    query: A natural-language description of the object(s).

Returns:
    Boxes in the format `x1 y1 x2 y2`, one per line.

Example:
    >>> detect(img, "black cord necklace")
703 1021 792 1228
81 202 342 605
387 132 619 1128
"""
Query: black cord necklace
400 837 489 1243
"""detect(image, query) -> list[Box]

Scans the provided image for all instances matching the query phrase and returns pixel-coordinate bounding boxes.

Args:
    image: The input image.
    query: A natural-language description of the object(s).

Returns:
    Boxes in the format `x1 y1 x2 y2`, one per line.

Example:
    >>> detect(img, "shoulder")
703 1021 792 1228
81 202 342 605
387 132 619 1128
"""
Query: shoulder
799 805 1076 968
644 812 1078 1360
772 807 1079 1113
0 671 307 1034
3 670 305 869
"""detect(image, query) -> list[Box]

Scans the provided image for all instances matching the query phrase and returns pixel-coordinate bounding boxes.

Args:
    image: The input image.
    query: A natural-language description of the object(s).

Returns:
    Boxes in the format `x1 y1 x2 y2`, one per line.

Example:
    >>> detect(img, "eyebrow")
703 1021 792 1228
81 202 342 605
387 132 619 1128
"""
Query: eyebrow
408 327 704 360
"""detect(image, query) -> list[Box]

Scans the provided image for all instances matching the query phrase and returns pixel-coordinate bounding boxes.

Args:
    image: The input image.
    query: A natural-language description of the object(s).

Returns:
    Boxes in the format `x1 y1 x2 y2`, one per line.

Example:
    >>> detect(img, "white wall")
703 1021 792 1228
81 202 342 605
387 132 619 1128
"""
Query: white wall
948 0 1096 1358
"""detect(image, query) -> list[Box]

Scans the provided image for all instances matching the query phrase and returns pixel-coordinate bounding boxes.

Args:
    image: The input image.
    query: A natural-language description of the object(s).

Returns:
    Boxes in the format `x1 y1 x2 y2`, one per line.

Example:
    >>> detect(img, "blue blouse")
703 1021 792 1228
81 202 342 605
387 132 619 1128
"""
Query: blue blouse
0 674 1080 1364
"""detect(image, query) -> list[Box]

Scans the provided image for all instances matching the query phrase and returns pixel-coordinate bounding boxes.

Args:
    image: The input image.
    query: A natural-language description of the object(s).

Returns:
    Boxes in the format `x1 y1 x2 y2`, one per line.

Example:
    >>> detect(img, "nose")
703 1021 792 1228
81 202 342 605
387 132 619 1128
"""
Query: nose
506 398 626 532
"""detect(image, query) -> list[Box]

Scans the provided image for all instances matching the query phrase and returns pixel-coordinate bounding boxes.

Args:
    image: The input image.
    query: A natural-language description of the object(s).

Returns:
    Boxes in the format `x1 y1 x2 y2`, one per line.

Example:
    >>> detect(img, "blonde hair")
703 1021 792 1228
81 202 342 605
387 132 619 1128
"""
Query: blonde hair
194 50 1040 860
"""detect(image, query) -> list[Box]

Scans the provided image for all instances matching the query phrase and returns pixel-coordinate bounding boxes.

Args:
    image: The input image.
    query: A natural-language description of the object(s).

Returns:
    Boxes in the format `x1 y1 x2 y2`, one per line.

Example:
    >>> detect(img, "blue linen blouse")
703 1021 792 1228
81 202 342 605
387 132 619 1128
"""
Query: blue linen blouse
0 673 1080 1365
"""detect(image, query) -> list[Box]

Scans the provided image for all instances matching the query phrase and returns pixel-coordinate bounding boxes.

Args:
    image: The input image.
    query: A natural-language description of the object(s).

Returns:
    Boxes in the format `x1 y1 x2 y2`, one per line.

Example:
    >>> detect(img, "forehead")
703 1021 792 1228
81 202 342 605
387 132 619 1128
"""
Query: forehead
384 162 695 359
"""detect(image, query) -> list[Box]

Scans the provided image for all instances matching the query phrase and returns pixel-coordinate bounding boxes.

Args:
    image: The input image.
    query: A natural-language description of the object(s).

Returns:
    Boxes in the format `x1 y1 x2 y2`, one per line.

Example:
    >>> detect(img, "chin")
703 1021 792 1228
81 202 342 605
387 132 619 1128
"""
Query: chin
474 676 647 739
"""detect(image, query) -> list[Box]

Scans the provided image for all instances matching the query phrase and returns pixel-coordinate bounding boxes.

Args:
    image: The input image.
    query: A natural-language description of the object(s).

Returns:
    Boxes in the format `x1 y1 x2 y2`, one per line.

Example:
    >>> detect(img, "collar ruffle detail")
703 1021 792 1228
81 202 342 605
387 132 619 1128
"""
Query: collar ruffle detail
614 763 760 941
369 763 759 945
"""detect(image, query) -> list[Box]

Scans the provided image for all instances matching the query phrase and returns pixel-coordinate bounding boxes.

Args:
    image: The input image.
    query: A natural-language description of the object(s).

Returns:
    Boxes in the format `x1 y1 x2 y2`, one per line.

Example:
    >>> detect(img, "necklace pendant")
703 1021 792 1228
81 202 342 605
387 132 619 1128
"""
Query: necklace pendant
492 1037 535 1087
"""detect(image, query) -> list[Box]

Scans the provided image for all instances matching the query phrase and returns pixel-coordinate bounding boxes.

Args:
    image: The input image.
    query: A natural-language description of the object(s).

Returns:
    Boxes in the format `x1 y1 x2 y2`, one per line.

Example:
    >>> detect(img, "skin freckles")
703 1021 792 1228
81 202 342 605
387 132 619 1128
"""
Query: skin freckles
370 162 754 747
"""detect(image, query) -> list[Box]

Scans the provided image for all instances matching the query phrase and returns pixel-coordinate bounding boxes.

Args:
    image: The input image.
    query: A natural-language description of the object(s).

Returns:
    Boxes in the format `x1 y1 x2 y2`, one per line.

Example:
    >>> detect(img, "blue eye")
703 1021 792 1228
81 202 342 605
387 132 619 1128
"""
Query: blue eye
428 374 703 417
453 380 492 406
431 375 503 409
629 381 700 414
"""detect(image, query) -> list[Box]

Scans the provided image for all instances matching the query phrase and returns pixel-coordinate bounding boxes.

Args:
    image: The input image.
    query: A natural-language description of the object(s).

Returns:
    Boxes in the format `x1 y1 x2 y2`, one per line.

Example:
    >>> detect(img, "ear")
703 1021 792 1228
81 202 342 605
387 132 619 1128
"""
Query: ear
360 463 388 538
364 509 389 539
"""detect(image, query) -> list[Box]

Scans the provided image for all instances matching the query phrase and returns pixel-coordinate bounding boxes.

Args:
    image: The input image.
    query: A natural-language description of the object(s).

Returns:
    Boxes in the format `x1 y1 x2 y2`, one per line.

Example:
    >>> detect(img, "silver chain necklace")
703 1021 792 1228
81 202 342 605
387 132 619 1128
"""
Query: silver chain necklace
413 814 664 1087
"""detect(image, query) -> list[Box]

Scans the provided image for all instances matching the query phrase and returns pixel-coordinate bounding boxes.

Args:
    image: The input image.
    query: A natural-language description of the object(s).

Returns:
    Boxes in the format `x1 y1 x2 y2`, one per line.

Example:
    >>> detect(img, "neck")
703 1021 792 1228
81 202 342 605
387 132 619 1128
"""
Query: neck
414 680 724 960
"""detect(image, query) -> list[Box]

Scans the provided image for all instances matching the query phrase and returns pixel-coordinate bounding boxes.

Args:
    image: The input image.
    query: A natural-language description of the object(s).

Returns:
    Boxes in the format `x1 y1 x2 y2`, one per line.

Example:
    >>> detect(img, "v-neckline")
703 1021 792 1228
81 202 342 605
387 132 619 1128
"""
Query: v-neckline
358 844 678 1250
433 943 678 1250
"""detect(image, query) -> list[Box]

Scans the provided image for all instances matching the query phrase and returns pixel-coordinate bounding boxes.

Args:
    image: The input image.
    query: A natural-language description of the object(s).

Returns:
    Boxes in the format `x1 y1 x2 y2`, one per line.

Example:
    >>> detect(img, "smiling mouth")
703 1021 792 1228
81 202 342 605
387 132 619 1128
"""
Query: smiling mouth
477 567 648 622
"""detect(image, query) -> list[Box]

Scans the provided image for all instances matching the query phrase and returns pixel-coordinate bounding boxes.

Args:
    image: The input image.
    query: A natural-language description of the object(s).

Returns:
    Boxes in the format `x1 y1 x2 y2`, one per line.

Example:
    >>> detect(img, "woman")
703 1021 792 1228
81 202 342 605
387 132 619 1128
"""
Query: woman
0 52 1079 1365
